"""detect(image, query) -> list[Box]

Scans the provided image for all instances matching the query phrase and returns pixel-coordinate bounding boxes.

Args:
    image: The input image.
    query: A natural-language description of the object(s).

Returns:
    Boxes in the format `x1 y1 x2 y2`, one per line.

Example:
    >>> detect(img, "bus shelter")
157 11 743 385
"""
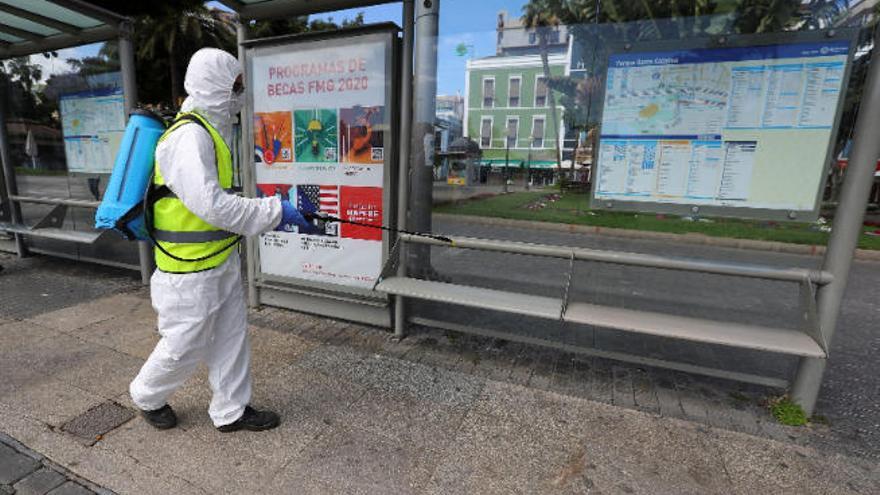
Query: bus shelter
2 0 879 417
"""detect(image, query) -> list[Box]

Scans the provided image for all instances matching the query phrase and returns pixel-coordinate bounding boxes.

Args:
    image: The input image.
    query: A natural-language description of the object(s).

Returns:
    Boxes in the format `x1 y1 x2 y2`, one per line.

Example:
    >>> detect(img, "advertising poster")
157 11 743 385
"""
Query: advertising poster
250 33 390 289
60 87 126 174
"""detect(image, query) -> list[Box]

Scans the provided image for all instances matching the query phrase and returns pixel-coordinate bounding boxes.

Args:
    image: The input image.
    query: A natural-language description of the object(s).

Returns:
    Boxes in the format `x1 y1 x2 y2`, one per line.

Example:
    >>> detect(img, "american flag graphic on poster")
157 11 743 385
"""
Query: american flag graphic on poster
296 184 339 236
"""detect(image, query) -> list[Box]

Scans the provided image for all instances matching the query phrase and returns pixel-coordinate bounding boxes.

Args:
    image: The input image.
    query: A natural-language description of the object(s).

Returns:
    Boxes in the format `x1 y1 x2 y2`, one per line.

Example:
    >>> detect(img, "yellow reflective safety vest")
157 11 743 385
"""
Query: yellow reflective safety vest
152 112 238 273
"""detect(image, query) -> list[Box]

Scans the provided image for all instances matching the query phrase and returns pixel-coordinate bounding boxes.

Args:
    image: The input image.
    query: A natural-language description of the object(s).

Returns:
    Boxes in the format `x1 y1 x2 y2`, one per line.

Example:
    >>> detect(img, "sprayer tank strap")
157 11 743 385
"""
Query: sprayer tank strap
152 229 238 243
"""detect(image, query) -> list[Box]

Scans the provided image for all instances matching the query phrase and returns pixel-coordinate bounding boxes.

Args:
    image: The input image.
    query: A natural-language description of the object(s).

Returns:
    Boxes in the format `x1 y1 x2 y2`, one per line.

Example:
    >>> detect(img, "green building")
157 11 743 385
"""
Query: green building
464 52 568 171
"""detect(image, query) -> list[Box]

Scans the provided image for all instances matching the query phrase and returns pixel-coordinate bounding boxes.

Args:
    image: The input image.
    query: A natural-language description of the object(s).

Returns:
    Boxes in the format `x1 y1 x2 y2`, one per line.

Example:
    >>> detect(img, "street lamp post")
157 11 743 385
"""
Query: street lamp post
504 129 511 193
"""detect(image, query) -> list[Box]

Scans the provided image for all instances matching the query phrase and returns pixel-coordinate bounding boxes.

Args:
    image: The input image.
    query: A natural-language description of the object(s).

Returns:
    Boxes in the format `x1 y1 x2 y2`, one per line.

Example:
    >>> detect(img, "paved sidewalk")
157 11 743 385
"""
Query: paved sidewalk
1 253 878 494
0 433 111 495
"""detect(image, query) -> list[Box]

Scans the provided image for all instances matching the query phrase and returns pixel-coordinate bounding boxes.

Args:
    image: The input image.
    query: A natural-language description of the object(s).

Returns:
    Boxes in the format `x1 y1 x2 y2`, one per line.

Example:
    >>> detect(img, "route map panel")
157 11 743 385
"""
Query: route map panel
594 40 850 215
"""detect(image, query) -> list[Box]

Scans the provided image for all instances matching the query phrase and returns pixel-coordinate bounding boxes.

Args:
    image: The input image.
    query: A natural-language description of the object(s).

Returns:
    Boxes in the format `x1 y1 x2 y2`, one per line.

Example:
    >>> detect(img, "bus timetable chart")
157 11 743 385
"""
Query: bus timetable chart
595 40 850 213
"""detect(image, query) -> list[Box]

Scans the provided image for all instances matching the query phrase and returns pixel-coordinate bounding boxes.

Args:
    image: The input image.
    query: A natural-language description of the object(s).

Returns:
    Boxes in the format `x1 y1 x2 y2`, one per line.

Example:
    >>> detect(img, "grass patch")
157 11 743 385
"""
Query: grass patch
434 191 880 250
769 396 808 426
728 391 751 403
14 167 68 176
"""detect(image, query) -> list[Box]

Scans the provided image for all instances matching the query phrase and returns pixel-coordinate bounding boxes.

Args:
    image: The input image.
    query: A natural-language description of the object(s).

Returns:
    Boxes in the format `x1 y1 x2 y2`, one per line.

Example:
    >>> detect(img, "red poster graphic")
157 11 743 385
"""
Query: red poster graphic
339 186 382 241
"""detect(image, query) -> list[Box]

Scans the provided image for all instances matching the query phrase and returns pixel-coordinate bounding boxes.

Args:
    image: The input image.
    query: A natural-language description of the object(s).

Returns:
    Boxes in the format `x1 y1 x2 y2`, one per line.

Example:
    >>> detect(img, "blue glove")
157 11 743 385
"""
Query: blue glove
278 200 309 230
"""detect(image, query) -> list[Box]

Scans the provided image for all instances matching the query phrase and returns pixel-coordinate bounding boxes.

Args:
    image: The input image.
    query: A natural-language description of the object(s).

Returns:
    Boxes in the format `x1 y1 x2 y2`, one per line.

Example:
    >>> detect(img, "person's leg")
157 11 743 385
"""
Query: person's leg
204 277 253 427
130 274 214 414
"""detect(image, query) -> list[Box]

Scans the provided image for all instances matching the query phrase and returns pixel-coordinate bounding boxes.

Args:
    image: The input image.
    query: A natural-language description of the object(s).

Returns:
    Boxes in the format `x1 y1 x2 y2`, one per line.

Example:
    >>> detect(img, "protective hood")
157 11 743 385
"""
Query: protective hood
180 48 242 146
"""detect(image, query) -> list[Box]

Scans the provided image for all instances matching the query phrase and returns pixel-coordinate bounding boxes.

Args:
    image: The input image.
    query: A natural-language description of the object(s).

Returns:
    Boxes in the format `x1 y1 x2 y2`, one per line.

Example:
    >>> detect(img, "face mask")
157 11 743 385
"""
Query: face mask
229 91 244 117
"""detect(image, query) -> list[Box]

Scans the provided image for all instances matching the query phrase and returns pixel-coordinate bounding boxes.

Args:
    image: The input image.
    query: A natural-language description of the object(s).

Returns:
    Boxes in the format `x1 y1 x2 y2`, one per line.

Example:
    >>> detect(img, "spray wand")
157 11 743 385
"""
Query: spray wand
302 211 453 244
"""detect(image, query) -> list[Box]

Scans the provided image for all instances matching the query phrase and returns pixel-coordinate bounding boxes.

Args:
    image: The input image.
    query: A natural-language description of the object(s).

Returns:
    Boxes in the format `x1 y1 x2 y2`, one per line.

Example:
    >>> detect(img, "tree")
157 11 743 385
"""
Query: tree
136 1 236 105
522 0 565 177
249 12 365 39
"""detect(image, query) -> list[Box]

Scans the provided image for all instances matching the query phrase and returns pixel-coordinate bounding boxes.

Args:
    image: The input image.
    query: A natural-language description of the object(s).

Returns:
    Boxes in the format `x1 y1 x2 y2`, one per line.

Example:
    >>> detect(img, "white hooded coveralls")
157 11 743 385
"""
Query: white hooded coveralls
130 48 282 427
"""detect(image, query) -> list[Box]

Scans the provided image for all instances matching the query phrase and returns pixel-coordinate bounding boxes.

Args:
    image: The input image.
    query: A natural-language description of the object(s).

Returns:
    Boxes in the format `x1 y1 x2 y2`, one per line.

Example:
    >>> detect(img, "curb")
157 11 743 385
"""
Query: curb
433 213 880 262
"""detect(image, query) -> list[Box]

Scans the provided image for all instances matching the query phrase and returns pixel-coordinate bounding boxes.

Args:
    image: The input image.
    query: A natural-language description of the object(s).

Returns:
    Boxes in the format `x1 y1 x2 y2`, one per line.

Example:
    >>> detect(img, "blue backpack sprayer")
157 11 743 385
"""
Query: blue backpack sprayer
94 109 244 262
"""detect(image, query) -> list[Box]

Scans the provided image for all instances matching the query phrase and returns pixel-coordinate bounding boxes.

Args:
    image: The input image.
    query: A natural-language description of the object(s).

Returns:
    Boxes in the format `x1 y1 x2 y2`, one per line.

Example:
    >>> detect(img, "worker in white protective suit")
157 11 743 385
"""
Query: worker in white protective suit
130 48 309 432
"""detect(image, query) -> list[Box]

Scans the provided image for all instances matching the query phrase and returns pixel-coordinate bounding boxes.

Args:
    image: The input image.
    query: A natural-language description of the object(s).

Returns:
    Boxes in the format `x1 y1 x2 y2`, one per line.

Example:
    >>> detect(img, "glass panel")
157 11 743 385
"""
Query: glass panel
531 117 544 148
482 77 495 108
508 76 520 107
506 117 518 148
480 117 492 147
2 40 137 266
2 0 104 29
0 12 61 37
0 32 24 43
534 76 547 107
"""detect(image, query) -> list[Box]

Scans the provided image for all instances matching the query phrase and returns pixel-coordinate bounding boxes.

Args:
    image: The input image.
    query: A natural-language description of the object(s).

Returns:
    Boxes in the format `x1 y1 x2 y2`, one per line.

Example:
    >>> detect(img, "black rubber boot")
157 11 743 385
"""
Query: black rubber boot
141 404 178 430
217 406 280 432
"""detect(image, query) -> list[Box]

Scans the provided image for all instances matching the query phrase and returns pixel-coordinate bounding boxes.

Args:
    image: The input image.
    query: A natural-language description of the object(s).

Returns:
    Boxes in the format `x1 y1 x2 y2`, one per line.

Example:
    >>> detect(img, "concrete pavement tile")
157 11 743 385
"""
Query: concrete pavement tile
551 356 593 400
115 333 160 360
708 428 880 495
575 412 733 494
252 366 368 426
0 442 40 484
248 325 319 377
267 425 437 495
0 324 94 397
0 378 106 428
611 365 636 408
589 359 614 404
60 345 143 399
26 294 150 333
99 416 281 494
45 481 93 495
0 405 91 468
12 467 66 495
340 389 470 448
184 369 345 467
291 344 367 377
68 316 157 357
424 410 587 495
471 381 599 437
71 444 206 495
343 353 485 410
631 368 660 414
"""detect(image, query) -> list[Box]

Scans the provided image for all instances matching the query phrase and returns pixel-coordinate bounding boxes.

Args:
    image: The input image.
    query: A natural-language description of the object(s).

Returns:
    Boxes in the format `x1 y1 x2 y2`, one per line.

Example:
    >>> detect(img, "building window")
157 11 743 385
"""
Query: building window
482 78 495 108
535 76 548 107
508 77 521 107
506 117 519 148
532 117 545 148
480 117 492 148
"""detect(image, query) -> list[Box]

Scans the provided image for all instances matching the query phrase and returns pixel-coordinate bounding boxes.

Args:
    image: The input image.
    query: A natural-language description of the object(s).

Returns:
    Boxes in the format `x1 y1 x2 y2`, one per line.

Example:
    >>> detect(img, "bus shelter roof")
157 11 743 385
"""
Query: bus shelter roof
0 0 397 59
0 0 128 59
216 0 394 20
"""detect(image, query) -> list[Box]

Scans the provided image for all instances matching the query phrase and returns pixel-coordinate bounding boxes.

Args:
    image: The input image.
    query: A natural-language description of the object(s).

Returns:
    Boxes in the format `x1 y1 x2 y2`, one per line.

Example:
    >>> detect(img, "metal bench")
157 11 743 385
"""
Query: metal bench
374 233 830 385
0 195 106 245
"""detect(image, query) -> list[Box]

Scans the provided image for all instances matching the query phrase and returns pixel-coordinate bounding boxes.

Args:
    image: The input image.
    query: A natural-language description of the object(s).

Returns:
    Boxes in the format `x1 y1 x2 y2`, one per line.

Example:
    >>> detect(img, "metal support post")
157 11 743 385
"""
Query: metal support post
394 0 415 338
0 65 27 256
791 27 880 416
236 19 260 308
119 23 152 285
407 0 440 276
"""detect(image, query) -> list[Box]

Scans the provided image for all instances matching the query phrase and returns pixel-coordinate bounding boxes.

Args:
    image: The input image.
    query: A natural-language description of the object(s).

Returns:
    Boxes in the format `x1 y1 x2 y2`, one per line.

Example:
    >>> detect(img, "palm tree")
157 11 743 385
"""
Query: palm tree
522 0 565 178
136 2 235 106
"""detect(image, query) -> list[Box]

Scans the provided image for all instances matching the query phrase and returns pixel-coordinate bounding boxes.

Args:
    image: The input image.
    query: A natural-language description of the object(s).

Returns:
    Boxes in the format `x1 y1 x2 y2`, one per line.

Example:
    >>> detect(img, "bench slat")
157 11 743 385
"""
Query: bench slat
564 302 825 358
376 277 563 320
0 223 104 244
